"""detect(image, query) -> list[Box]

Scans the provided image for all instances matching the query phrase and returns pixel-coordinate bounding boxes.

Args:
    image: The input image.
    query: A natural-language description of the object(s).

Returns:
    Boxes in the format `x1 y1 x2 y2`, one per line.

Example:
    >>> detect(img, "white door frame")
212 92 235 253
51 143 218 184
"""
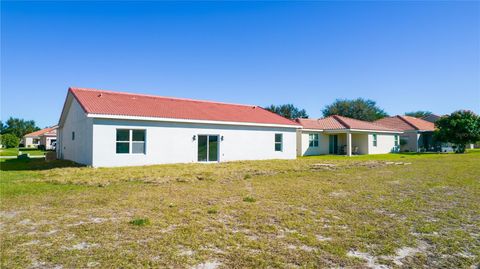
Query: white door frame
197 134 220 163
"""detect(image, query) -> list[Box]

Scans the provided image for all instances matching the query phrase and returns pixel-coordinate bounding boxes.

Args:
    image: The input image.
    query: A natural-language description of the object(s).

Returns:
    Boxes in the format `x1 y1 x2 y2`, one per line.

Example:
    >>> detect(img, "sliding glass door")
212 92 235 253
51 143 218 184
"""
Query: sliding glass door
329 135 338 154
198 135 219 162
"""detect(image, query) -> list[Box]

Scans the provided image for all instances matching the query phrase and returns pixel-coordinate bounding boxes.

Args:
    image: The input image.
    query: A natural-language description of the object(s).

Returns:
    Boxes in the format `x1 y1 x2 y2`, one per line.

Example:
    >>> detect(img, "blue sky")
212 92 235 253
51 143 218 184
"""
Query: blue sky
1 1 479 128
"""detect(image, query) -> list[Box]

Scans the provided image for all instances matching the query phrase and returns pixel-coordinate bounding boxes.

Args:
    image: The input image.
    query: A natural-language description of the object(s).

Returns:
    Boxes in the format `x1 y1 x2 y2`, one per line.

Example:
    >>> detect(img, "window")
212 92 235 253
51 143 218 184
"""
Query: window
116 129 146 154
394 135 399 146
32 138 40 144
309 133 319 147
132 130 146 154
372 134 377 147
116 129 130 154
275 133 283 151
72 132 75 140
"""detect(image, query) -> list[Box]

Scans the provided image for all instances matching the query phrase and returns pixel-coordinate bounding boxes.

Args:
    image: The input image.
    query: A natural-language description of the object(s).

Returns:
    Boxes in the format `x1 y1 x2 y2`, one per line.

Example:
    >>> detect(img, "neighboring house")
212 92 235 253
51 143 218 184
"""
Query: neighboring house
374 115 437 152
57 87 301 167
296 115 402 156
22 126 58 150
421 114 441 123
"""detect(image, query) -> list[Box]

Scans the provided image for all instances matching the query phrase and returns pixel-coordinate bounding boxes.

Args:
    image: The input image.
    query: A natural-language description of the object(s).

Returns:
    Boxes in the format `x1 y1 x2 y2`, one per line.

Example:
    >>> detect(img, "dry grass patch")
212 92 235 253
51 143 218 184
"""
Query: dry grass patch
1 151 479 268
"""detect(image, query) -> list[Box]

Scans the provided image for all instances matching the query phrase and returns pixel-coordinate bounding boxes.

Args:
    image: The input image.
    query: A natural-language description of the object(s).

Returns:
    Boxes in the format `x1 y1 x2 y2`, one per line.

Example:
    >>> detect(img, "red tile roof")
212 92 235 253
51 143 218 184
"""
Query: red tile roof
69 87 300 126
421 114 441 123
24 126 58 137
374 116 415 131
296 117 345 130
374 116 434 131
296 115 398 132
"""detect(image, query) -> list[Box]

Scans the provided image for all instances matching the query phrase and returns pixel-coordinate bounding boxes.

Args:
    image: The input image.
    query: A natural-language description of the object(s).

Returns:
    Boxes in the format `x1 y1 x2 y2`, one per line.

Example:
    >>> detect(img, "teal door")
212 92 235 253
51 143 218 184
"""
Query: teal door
329 135 338 154
198 135 219 162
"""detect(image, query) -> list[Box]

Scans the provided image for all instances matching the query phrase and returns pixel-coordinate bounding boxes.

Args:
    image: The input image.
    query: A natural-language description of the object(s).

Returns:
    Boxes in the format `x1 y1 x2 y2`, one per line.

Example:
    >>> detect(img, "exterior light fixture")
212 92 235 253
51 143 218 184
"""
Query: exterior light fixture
192 135 196 141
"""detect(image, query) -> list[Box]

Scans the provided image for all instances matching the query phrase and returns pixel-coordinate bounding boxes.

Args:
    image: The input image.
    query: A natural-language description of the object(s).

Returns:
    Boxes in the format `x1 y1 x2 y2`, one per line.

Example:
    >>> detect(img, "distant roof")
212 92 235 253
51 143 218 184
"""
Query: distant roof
374 115 434 131
24 126 58 138
421 114 441 123
68 87 300 127
296 115 399 132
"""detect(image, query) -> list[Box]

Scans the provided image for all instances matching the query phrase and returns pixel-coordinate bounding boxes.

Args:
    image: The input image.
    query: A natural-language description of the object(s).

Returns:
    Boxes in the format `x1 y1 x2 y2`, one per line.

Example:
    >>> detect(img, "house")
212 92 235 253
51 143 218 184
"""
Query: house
22 126 58 150
57 87 301 167
421 114 441 123
296 115 402 156
374 115 436 152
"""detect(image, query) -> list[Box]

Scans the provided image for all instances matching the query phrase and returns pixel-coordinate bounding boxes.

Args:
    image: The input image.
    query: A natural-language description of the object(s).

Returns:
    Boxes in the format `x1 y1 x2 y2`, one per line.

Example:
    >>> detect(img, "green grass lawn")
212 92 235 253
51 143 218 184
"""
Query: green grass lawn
1 152 479 268
0 147 48 157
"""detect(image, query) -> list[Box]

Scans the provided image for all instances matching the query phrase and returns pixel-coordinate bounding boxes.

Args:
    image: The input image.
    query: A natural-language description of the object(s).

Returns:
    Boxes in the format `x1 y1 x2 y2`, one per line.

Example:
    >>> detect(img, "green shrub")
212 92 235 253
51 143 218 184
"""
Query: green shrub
207 208 218 214
129 218 150 226
1 133 20 148
243 196 256 203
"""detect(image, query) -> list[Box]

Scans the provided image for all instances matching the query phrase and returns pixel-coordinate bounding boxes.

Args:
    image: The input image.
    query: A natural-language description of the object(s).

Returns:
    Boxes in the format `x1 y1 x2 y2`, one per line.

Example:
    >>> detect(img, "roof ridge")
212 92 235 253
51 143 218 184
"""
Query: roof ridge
24 126 58 137
331 115 351 129
333 115 398 131
397 115 420 130
69 87 257 108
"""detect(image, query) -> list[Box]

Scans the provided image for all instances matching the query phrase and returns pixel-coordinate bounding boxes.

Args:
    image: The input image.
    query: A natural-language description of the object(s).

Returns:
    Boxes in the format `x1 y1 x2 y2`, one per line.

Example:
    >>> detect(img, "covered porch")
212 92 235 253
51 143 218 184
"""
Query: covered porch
324 131 369 156
296 116 401 157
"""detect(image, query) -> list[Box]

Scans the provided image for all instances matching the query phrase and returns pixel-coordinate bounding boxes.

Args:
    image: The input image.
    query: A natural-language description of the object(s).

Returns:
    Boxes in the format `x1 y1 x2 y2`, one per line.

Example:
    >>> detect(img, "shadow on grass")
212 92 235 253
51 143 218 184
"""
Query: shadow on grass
0 158 83 171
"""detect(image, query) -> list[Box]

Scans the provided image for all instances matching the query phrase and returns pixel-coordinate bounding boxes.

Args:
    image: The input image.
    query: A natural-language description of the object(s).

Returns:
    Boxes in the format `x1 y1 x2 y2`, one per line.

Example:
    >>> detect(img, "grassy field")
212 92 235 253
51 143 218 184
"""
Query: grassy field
0 148 48 157
1 152 479 268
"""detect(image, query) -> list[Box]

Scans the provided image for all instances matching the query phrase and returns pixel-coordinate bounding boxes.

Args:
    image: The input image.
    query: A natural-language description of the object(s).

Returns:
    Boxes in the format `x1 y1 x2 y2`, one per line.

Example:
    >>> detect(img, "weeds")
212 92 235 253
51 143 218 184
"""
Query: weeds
243 196 256 203
207 208 218 214
129 218 150 226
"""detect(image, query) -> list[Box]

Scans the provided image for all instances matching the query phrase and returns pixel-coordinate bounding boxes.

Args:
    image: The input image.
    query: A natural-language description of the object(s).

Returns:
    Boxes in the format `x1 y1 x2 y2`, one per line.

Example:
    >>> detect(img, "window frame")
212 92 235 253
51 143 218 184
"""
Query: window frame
197 134 220 162
394 135 399 146
131 129 146 154
275 133 283 152
372 134 378 147
308 133 319 147
116 129 146 155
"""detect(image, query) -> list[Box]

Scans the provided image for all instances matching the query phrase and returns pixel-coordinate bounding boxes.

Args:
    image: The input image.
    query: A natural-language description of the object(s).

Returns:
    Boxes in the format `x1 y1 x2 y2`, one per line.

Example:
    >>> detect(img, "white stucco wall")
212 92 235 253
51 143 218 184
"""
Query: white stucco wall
351 133 369 154
299 131 398 156
41 136 57 150
91 118 297 167
298 131 329 156
57 98 93 165
367 133 399 154
23 137 37 148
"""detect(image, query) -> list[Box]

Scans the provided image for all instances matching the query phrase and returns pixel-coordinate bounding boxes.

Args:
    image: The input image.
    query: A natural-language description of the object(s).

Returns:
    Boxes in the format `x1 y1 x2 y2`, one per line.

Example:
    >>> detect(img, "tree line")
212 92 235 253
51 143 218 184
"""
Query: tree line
265 98 435 121
0 117 40 148
265 98 480 153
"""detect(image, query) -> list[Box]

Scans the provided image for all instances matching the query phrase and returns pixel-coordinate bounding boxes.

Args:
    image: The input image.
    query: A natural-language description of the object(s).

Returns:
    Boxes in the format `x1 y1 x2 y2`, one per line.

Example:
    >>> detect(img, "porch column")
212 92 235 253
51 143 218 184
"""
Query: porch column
346 131 352 157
